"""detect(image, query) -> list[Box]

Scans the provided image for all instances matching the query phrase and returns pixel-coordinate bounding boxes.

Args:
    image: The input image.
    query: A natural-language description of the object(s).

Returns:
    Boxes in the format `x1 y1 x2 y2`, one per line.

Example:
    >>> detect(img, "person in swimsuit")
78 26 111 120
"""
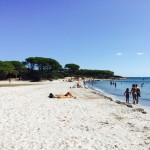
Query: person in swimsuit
124 88 130 103
49 92 76 99
130 84 137 104
135 84 140 104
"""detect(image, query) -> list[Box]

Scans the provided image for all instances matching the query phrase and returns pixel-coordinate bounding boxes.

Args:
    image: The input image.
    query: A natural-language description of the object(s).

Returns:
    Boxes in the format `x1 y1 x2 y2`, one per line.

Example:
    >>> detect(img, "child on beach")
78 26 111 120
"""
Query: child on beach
124 88 130 103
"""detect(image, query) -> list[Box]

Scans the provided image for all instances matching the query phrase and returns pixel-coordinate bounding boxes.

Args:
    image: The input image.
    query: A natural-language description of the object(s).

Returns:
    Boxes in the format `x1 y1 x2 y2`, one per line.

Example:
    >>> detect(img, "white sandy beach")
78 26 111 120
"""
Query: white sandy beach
0 80 150 150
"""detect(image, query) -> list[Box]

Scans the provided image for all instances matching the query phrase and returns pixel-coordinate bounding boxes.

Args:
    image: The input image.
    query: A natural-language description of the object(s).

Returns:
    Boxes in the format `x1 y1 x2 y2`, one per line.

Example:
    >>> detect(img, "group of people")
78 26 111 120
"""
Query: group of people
110 81 117 88
124 84 141 104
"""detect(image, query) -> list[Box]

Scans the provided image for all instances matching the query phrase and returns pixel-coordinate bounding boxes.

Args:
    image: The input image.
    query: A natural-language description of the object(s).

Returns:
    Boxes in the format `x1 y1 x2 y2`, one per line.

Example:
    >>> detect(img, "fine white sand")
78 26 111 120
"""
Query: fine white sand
0 80 150 150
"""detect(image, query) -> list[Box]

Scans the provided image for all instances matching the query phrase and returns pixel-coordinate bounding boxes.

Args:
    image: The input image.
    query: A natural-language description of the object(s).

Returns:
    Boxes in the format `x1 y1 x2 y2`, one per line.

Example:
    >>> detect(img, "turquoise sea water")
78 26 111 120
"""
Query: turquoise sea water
87 77 150 109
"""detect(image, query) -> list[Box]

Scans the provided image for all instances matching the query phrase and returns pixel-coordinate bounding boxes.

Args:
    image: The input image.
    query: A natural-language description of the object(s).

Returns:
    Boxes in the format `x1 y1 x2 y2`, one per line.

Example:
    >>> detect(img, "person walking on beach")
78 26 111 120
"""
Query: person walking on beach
124 88 130 103
130 84 137 104
9 77 11 83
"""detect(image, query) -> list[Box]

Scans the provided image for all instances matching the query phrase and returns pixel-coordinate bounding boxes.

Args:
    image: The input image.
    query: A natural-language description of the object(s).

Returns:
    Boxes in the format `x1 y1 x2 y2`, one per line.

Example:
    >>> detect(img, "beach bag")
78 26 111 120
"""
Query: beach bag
49 93 54 98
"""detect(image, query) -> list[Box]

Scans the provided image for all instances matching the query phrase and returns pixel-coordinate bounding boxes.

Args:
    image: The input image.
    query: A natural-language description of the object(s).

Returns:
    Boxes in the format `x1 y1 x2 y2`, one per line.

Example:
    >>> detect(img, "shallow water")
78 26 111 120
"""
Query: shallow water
87 77 150 108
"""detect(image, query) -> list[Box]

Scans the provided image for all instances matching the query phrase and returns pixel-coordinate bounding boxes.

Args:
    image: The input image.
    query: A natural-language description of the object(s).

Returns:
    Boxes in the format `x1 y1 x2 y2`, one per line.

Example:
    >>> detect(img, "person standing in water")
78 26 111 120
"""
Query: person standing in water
124 88 130 103
135 84 141 104
130 84 137 104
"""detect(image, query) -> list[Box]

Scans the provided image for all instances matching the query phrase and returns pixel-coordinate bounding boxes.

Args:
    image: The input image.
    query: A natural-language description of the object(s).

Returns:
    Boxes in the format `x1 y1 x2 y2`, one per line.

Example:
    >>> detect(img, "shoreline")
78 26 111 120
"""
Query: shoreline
0 80 150 149
87 83 150 113
88 84 150 112
86 79 150 111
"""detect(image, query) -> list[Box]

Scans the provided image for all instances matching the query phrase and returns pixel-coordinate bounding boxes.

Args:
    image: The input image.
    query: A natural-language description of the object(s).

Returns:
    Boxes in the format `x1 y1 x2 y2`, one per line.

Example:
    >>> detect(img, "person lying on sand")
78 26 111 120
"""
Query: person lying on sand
49 92 76 99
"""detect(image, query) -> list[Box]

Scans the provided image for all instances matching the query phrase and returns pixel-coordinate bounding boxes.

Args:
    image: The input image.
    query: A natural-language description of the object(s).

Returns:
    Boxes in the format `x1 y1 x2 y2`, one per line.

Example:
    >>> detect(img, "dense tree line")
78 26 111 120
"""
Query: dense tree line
0 57 115 81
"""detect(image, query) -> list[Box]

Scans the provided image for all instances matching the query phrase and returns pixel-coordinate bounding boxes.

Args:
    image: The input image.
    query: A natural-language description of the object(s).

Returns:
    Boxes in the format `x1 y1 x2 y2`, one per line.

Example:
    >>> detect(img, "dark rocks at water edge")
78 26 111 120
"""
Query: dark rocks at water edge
115 100 133 108
115 100 147 114
132 108 147 114
126 104 133 108
104 96 113 101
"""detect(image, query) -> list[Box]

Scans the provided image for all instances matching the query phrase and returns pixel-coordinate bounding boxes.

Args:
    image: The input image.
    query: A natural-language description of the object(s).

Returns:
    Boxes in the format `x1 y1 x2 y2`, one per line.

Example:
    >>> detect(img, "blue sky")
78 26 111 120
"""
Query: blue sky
0 0 150 77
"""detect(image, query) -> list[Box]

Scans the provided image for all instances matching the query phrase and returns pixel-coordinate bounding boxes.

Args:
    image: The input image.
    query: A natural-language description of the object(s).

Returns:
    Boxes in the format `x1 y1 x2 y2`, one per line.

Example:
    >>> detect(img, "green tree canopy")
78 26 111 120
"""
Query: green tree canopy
65 63 80 71
25 57 37 70
0 57 117 81
8 61 26 71
25 57 62 71
0 61 16 79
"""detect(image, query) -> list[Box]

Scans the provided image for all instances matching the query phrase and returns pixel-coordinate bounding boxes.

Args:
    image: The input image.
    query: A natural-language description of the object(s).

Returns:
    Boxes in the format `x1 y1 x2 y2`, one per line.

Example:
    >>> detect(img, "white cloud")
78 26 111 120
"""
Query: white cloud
136 52 144 56
116 52 123 56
